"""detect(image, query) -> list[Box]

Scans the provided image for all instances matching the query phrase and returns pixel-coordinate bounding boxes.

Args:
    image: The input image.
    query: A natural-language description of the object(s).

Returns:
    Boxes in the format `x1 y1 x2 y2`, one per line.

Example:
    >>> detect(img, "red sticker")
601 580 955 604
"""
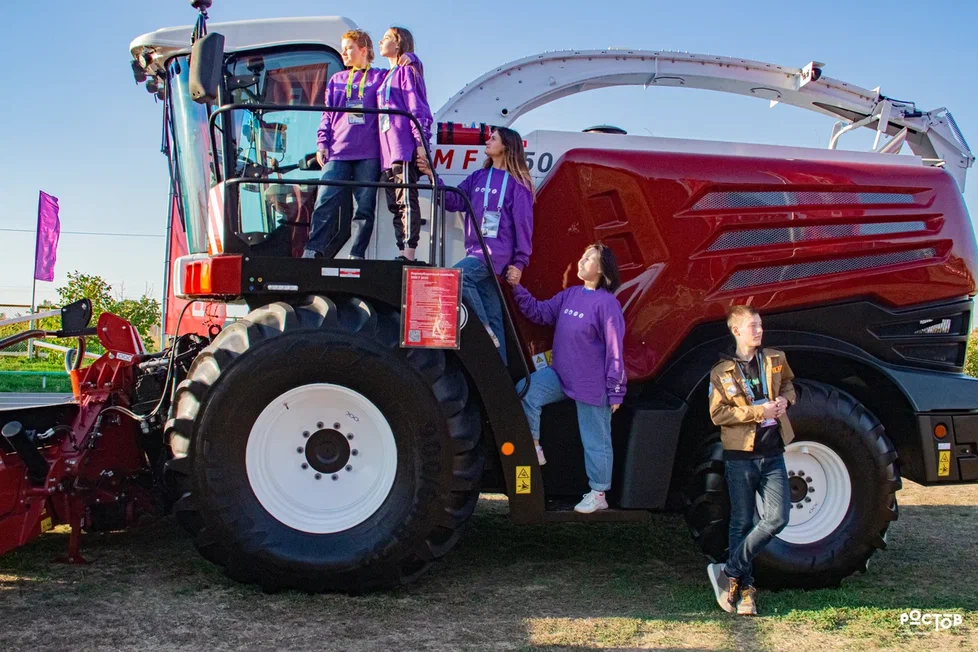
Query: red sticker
401 268 462 349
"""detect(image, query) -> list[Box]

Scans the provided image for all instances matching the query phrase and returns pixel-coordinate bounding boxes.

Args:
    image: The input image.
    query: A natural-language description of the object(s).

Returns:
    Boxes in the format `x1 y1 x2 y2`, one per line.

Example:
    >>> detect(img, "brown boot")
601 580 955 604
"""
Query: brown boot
726 576 741 613
737 585 757 616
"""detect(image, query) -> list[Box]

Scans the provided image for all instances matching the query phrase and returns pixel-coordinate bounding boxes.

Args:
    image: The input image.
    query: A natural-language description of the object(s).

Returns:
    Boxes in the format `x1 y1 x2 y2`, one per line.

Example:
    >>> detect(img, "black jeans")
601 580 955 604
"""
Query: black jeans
383 161 421 250
724 454 791 587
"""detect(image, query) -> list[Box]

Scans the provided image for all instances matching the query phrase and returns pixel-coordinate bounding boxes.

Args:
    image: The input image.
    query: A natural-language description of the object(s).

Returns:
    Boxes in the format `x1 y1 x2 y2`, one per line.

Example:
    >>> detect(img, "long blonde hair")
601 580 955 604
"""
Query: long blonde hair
482 127 533 191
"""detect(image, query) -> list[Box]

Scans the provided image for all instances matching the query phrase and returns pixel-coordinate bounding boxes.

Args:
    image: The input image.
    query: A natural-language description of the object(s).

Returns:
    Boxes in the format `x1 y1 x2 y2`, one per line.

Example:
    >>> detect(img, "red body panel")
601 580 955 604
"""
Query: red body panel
517 149 978 382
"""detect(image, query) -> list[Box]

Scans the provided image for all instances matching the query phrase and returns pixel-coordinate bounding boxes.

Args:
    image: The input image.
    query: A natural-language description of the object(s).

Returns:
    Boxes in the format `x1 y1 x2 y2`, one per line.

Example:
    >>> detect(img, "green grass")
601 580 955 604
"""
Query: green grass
0 356 65 372
966 331 978 378
0 371 71 393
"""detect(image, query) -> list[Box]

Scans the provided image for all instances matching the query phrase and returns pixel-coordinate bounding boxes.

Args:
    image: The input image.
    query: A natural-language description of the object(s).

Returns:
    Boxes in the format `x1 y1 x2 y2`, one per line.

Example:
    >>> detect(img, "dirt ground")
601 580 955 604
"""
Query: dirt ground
1 481 976 652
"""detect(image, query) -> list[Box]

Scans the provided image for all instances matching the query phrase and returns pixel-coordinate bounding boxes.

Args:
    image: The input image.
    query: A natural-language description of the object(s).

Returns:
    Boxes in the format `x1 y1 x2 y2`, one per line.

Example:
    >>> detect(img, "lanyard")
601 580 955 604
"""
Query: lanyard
345 67 370 100
381 65 398 106
483 168 509 213
735 352 768 402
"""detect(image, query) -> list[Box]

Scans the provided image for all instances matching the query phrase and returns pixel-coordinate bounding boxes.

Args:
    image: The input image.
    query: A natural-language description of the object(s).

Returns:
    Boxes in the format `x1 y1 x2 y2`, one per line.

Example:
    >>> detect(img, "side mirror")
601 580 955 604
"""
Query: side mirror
189 31 225 103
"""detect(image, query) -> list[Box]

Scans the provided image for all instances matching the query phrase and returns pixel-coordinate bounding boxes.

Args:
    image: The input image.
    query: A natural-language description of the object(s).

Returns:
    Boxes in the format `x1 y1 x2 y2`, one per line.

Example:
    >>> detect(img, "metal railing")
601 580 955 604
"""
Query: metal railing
206 102 532 393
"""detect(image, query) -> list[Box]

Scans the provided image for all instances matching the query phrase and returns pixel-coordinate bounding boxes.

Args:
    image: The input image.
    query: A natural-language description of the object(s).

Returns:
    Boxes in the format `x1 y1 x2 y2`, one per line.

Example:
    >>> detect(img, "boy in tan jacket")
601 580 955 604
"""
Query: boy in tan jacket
706 305 796 616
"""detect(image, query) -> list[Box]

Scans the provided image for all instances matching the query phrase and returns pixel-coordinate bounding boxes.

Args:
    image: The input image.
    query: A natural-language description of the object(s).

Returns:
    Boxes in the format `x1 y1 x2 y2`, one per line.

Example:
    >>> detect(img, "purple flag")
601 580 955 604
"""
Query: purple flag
34 191 60 282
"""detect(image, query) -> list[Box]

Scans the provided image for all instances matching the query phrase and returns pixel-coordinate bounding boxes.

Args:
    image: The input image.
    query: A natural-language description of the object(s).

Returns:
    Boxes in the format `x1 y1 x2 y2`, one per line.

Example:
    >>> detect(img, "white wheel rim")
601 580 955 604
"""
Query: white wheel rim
246 383 397 534
756 441 852 545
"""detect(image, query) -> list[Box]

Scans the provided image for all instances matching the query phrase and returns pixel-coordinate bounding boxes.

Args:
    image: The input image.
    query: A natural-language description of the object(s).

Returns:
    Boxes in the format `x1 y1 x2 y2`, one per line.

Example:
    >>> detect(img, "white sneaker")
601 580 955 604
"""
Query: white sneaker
707 563 737 614
535 445 546 466
573 490 608 514
301 249 317 259
485 326 501 348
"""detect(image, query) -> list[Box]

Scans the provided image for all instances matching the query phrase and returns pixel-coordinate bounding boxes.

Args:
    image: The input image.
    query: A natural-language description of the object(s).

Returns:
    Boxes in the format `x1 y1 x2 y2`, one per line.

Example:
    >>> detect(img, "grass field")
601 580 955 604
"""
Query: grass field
1 481 974 651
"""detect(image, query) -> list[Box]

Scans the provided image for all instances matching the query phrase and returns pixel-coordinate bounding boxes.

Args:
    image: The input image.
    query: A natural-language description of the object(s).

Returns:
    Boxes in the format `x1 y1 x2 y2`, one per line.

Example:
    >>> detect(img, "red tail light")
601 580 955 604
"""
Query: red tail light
181 255 242 297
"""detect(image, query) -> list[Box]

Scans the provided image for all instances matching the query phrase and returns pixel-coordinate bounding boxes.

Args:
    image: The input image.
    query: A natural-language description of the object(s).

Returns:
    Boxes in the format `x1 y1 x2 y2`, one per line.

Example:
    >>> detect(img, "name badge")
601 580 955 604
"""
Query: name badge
760 418 778 427
482 210 501 238
348 101 365 125
379 113 391 133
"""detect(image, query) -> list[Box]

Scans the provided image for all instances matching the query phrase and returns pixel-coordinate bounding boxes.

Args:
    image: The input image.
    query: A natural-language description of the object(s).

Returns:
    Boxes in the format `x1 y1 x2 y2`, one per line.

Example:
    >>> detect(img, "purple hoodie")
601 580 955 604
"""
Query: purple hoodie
442 168 533 275
376 55 434 170
513 285 627 406
316 67 387 161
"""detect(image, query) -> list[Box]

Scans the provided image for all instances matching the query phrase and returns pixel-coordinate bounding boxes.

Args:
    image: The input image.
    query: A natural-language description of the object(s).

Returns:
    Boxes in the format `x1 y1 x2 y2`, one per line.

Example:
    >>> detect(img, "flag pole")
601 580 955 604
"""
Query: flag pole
28 191 42 359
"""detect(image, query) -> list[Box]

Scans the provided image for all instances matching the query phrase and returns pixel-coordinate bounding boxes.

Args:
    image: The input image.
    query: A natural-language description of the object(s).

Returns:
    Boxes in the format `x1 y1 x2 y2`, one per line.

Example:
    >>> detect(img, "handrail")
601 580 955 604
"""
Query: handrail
220 175 533 393
206 102 440 262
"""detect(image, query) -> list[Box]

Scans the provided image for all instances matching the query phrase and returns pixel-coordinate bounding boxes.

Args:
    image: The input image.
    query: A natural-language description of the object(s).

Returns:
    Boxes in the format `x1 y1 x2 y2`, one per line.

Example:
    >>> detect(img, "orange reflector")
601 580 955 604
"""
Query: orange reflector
501 442 515 456
935 424 948 439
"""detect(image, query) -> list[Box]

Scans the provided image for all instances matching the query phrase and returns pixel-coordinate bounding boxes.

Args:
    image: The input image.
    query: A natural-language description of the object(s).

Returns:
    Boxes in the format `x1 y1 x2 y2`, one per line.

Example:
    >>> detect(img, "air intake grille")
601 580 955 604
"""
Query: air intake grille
691 191 916 211
707 222 927 251
720 247 937 291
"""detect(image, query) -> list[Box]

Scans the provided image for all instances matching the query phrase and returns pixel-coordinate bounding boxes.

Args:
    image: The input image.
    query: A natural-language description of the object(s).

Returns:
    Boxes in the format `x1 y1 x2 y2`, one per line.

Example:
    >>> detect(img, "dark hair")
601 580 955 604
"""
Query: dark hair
388 26 415 55
586 243 621 292
726 304 759 331
482 127 533 190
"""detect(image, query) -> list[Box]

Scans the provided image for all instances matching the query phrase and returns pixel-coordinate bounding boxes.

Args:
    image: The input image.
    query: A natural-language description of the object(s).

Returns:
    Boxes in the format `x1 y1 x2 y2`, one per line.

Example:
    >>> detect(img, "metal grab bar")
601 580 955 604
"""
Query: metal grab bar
220 175 533 392
206 102 441 262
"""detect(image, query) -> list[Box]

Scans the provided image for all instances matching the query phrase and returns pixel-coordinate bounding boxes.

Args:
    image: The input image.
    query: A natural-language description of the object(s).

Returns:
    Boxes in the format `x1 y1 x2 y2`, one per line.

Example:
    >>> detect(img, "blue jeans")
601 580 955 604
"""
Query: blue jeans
307 158 381 257
724 455 791 587
455 256 506 362
517 366 613 491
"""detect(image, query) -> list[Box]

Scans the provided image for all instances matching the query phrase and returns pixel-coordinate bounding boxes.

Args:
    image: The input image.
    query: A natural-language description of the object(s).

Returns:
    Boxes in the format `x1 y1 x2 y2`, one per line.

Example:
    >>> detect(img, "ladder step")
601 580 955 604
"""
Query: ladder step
543 506 649 523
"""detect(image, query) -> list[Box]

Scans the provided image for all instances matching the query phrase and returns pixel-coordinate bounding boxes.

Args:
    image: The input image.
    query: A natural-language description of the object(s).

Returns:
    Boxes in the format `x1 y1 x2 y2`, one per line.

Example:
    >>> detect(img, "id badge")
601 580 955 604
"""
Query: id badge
379 113 391 133
348 101 365 125
760 418 778 427
482 210 501 238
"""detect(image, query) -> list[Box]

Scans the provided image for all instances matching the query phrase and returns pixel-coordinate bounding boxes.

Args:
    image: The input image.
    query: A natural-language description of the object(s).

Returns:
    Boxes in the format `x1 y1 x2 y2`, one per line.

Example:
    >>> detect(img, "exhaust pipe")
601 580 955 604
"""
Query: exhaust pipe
2 421 49 485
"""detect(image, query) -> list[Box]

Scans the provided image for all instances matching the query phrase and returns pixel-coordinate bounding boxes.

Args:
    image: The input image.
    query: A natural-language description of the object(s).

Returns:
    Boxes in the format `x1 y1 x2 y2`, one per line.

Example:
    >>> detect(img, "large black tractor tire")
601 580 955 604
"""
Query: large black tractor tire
163 295 484 592
683 380 901 589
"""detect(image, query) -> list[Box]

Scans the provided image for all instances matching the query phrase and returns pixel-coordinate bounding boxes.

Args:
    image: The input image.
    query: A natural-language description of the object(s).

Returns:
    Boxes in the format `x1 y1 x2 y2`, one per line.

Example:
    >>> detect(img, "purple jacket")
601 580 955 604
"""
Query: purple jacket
377 55 433 169
443 168 533 275
514 285 627 406
316 67 386 161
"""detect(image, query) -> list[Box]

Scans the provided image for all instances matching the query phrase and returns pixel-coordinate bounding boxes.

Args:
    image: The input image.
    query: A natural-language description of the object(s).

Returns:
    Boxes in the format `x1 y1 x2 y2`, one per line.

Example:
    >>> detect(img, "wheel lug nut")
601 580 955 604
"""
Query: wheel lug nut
798 470 806 476
302 431 310 438
352 449 359 456
301 463 309 470
806 477 813 483
788 471 796 477
347 433 354 440
795 503 803 509
317 422 324 429
315 473 322 480
804 497 812 503
333 422 341 429
345 465 353 472
808 487 815 493
331 474 338 481
297 447 304 453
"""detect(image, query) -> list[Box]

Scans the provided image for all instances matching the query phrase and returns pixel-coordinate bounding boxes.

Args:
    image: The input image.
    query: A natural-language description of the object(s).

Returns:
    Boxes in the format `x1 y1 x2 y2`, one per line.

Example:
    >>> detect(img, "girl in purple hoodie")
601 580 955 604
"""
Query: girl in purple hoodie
440 128 534 362
305 30 386 260
377 27 433 261
509 244 627 514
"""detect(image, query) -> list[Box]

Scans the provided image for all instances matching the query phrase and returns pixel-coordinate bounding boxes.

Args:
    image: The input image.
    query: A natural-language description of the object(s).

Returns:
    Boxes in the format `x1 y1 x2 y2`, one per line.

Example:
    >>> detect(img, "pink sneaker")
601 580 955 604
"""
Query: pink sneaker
535 445 547 466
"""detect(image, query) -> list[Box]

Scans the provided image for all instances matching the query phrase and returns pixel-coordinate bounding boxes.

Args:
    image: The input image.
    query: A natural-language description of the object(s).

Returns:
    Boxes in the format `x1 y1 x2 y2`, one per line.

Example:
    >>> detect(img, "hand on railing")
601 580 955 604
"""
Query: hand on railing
415 146 432 179
505 266 522 286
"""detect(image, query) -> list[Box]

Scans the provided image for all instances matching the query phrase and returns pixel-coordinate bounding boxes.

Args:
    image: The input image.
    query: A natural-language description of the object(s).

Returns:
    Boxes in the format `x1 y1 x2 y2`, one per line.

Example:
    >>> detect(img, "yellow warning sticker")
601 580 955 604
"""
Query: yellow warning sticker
515 465 531 494
938 450 951 477
40 512 53 533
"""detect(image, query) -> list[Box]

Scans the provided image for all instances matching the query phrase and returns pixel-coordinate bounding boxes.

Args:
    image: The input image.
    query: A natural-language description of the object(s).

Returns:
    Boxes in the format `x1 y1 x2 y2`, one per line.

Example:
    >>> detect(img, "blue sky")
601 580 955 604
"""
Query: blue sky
2 0 976 308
